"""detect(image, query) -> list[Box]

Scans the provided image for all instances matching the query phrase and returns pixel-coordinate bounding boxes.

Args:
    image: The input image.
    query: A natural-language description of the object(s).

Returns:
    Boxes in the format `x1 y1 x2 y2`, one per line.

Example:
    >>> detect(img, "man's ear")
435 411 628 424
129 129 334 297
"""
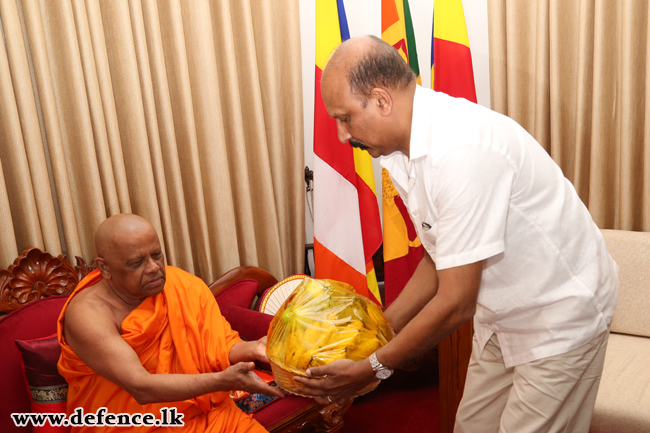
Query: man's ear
371 87 393 116
95 257 111 280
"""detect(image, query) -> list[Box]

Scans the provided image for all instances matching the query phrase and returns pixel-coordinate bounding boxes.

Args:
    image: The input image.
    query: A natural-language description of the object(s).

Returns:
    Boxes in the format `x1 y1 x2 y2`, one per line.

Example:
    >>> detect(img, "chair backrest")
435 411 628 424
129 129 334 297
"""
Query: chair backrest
601 229 650 338
0 295 69 433
0 248 94 313
209 266 278 309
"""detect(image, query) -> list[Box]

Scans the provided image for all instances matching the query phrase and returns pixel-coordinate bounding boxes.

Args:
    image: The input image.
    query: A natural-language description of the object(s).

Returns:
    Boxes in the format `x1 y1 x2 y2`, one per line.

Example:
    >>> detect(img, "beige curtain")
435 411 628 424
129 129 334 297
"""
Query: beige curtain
488 0 650 231
0 0 304 283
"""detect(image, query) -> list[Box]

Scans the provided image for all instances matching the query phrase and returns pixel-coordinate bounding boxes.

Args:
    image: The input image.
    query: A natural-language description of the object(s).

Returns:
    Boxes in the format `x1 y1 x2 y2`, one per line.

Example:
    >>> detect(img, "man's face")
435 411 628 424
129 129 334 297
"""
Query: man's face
104 228 167 300
322 67 397 158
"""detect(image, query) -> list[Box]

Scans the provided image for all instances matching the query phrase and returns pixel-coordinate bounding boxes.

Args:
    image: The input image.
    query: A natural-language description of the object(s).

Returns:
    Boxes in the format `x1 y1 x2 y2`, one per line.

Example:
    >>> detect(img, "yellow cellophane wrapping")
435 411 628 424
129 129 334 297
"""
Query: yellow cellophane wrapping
266 278 394 397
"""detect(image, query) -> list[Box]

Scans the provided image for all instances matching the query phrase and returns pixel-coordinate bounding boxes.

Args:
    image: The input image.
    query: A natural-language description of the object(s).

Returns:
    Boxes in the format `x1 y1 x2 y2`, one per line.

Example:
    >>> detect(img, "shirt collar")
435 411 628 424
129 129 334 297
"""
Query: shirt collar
407 85 431 161
379 85 430 184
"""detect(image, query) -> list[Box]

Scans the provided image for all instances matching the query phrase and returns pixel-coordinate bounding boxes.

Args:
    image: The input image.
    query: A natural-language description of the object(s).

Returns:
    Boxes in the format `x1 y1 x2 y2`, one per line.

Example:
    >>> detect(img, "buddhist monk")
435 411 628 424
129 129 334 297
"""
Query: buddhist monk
58 214 283 432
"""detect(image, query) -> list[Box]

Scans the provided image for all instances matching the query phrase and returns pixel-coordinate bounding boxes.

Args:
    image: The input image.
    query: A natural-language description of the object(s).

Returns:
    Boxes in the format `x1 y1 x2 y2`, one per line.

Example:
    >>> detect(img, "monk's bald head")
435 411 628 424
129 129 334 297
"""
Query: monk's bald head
96 214 158 262
94 214 166 300
323 35 416 104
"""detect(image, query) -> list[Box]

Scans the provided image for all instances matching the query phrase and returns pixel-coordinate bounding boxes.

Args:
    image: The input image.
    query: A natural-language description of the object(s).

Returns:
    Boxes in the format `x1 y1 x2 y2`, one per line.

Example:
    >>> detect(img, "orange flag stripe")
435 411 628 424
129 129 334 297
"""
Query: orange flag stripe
314 239 372 300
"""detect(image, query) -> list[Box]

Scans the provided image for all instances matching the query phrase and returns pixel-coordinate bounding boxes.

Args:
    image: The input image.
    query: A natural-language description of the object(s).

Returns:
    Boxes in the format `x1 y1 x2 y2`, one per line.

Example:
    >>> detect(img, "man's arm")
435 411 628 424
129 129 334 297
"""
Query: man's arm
63 298 283 405
376 260 481 369
383 252 439 333
293 259 483 402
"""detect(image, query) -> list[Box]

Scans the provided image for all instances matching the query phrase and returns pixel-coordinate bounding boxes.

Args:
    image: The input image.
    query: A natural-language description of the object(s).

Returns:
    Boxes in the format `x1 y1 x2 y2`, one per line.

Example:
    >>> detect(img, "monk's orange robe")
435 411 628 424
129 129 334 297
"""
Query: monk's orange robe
57 266 267 433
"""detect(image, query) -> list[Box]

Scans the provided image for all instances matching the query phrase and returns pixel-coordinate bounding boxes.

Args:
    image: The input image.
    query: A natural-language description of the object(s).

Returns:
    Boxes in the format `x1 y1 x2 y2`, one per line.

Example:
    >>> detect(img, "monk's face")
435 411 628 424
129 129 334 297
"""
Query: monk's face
103 226 167 300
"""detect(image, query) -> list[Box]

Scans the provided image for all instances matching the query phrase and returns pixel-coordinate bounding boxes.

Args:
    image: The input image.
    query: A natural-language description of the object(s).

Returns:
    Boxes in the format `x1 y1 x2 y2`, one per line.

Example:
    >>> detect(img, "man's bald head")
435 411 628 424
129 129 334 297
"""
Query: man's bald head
323 35 416 105
320 35 416 158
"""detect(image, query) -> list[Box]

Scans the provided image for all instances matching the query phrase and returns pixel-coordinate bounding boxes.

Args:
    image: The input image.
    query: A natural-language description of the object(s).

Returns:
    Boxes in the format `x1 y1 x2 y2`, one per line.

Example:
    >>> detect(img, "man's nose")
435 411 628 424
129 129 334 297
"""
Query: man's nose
336 120 351 143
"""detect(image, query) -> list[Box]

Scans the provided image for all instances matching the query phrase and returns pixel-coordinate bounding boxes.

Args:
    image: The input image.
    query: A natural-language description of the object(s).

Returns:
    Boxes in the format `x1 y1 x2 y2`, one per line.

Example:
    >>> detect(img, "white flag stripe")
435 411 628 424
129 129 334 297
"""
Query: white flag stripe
314 155 366 274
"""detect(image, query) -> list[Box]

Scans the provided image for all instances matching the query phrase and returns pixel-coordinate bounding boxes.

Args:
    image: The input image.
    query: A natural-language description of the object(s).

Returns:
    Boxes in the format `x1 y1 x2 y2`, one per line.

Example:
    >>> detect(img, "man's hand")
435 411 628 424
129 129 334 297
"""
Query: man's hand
292 358 376 405
221 362 285 398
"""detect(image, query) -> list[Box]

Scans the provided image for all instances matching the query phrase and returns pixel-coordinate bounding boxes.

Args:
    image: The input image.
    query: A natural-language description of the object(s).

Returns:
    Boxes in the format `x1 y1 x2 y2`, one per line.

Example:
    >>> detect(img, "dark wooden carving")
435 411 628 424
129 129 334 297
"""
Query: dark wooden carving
319 399 352 432
0 248 95 313
74 255 97 283
267 399 352 433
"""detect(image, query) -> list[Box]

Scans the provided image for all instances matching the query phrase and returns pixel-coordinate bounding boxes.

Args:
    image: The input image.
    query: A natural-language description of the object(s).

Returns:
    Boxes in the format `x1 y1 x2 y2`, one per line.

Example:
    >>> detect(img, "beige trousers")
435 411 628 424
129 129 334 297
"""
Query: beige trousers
454 329 610 433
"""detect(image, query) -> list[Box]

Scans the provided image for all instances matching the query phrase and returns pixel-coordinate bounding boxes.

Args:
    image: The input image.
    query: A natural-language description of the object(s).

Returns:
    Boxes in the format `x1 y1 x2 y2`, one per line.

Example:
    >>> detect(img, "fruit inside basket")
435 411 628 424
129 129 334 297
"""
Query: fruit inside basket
266 278 394 396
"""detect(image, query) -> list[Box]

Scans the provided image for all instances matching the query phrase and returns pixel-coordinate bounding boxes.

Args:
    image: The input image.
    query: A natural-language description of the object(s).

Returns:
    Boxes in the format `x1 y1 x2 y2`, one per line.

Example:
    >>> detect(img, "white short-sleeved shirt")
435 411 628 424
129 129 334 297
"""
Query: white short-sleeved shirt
380 86 619 367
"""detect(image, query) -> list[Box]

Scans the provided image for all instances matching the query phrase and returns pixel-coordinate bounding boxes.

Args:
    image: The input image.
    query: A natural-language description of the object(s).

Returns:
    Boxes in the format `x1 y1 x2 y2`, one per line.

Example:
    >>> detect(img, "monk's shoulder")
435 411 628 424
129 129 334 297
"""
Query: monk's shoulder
165 265 198 280
164 266 213 302
65 283 114 325
165 266 208 289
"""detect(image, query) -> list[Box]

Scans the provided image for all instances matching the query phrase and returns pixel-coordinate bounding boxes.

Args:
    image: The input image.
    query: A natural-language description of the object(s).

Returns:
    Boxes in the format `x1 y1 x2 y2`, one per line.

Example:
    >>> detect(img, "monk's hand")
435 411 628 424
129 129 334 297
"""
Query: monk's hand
223 362 285 398
292 358 376 405
252 336 270 364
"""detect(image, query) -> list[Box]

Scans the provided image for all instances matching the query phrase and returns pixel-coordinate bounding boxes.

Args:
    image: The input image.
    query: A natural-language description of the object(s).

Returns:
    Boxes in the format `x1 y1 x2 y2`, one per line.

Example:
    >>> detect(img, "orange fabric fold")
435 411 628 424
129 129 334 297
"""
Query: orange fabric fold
57 267 266 432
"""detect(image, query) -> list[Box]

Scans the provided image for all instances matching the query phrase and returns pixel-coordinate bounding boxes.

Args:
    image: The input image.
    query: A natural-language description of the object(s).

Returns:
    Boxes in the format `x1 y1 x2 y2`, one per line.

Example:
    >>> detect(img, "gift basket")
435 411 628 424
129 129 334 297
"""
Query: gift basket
266 277 394 397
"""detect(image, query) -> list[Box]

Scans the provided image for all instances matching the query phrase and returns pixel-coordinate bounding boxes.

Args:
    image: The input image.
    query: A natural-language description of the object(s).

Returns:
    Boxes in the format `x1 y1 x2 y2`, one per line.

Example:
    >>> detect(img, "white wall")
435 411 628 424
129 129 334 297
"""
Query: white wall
300 0 491 259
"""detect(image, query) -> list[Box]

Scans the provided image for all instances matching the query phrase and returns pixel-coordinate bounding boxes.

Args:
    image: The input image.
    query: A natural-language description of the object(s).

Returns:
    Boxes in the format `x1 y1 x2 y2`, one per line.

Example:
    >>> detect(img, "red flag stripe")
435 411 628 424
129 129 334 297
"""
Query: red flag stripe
356 173 383 262
313 67 357 185
433 38 477 103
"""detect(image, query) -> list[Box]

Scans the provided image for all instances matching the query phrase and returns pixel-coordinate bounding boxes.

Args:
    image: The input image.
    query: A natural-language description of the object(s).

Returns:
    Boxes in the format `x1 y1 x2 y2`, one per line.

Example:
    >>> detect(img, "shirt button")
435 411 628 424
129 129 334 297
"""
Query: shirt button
412 211 418 216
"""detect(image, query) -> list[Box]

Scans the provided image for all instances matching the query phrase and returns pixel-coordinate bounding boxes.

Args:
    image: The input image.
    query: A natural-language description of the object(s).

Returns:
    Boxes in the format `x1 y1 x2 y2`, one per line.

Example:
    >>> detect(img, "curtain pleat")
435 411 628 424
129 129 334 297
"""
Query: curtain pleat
0 0 304 283
0 159 18 260
488 0 650 231
0 0 54 255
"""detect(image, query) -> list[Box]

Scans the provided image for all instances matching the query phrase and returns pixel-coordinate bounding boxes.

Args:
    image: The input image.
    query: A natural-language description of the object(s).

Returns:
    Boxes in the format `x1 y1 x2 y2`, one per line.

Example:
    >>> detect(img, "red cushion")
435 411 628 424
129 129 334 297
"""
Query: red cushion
15 334 70 433
0 295 69 433
220 304 274 372
214 279 259 310
220 304 273 342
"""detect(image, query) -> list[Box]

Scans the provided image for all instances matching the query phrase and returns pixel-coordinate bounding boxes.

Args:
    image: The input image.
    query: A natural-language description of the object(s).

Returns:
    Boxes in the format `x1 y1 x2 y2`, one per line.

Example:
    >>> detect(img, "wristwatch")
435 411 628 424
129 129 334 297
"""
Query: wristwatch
369 351 393 380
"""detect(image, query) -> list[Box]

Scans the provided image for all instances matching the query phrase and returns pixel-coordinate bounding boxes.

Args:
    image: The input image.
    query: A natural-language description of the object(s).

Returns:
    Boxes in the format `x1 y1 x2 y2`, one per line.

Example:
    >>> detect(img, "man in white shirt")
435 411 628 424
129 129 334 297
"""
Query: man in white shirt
294 35 619 433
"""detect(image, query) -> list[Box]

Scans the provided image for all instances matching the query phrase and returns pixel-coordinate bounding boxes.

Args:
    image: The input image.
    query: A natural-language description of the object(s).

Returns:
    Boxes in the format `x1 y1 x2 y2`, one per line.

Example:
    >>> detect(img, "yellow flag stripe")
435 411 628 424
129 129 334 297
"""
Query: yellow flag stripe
316 0 342 70
353 149 377 194
434 0 470 47
366 264 381 303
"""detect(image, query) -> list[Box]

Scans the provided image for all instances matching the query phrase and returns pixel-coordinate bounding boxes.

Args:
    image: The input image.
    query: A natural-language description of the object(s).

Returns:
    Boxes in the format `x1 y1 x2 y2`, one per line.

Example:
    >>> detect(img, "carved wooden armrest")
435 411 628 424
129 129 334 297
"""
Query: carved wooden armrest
0 248 96 313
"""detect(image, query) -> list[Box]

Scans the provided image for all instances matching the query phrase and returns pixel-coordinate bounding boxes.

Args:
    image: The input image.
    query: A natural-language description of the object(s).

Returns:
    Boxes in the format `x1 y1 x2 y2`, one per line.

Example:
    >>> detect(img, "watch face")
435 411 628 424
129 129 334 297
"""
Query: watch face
376 369 392 380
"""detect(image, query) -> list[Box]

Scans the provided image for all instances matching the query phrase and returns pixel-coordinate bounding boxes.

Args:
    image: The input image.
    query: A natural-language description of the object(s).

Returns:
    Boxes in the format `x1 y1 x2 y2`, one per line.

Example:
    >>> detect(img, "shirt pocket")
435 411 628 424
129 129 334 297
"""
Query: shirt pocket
418 214 438 257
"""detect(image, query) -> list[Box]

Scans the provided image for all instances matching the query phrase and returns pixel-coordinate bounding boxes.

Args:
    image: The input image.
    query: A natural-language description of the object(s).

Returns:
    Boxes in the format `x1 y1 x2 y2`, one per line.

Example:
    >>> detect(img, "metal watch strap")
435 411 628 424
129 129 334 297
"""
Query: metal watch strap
369 351 393 379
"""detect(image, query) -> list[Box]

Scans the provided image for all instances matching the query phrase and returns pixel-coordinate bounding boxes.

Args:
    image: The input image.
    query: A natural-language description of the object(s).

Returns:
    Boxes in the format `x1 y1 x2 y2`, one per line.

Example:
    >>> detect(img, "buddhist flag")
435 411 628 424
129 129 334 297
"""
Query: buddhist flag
313 0 383 304
381 0 425 306
432 0 477 103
